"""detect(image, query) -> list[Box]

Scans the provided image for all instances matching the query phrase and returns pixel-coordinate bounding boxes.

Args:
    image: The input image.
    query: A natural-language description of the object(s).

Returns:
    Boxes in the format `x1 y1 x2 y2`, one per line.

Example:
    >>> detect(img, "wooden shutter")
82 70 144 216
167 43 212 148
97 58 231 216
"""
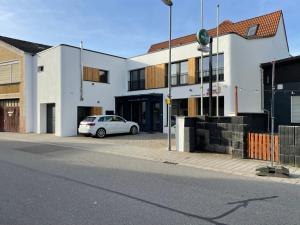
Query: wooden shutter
188 98 198 117
188 58 196 85
145 64 166 89
90 107 103 115
0 64 11 84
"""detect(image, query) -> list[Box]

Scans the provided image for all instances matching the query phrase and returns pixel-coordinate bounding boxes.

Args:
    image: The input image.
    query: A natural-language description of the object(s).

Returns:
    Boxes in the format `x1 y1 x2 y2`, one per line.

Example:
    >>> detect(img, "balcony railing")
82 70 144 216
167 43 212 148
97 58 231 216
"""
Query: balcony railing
197 68 224 83
170 73 189 86
128 80 145 91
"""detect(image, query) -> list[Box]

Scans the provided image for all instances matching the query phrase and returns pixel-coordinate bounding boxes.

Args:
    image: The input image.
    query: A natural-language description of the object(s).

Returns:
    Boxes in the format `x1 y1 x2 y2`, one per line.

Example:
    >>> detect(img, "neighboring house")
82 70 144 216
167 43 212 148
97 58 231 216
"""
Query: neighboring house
0 36 50 133
262 56 300 131
0 10 291 136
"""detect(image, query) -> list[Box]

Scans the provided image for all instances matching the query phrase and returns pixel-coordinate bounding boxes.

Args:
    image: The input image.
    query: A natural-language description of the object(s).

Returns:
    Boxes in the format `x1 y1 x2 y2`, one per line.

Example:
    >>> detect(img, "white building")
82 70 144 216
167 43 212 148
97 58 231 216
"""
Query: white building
0 10 290 136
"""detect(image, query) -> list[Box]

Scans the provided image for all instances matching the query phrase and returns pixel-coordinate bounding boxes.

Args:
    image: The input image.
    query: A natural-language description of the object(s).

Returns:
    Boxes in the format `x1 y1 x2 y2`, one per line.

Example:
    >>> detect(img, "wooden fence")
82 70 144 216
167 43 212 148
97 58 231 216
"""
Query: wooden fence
247 133 279 162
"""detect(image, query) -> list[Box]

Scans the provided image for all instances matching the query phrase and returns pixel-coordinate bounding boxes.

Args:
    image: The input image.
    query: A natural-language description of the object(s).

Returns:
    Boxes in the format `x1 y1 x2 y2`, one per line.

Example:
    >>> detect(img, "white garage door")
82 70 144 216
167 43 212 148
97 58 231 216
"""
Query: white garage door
291 96 300 123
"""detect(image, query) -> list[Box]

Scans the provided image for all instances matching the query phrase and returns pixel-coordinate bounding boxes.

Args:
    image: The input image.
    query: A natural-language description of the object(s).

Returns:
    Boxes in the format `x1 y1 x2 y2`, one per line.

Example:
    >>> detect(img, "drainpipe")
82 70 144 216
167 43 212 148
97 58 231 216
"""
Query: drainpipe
261 67 264 112
80 41 84 101
234 85 238 116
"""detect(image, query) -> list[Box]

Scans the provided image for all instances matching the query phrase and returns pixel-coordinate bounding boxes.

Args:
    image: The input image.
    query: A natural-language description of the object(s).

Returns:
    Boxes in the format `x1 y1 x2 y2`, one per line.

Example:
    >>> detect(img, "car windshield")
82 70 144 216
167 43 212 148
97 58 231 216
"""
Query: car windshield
83 116 96 122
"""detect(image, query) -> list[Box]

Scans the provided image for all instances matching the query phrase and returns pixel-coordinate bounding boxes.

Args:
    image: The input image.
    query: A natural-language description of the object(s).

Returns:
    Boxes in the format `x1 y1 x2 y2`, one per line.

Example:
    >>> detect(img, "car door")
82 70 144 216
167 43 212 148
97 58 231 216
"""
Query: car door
101 116 114 134
115 116 129 133
110 116 125 133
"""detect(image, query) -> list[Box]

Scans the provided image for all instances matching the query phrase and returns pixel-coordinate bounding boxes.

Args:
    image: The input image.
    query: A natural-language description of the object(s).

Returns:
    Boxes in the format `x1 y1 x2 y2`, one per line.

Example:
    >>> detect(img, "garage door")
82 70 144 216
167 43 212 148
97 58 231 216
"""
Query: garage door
0 99 20 132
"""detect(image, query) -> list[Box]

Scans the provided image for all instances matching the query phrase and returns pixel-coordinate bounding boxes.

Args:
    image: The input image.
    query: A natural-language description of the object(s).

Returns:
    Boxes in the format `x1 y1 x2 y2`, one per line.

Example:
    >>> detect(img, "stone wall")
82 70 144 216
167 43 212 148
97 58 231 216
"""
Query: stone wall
184 114 267 159
279 126 300 167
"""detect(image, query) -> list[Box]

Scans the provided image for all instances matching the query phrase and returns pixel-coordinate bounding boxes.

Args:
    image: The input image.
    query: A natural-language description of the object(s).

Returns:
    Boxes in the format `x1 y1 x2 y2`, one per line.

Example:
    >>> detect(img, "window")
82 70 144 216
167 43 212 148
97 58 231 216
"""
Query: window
197 54 224 83
99 70 109 83
247 25 258 37
83 116 96 122
291 96 300 123
83 67 109 84
170 61 188 86
0 61 20 85
38 66 44 72
129 68 145 91
113 116 125 122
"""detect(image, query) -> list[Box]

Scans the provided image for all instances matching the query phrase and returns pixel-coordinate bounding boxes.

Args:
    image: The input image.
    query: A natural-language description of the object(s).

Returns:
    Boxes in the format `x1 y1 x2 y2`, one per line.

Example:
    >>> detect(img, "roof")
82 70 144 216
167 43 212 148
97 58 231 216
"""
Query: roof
148 10 283 53
0 36 51 54
261 55 300 68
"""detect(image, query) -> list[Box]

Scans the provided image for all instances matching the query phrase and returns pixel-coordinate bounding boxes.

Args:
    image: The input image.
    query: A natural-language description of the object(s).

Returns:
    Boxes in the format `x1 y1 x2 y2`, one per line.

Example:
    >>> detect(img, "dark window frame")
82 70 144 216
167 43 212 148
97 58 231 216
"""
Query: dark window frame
99 69 109 83
167 60 189 87
196 53 225 84
129 68 145 91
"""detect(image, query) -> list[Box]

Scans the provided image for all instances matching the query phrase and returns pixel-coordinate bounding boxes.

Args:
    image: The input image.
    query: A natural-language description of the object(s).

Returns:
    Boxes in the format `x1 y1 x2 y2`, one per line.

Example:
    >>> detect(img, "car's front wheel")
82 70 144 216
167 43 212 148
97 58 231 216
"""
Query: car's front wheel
130 126 138 135
96 128 106 138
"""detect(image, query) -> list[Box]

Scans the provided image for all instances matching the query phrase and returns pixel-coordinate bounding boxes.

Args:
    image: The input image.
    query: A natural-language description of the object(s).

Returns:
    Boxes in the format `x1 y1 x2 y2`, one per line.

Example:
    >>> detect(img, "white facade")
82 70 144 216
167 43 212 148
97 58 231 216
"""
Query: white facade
27 14 290 137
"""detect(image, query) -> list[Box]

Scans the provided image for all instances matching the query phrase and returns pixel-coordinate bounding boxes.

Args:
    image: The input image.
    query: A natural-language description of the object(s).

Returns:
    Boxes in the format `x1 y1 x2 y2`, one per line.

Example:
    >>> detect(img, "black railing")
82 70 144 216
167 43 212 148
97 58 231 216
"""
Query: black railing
170 73 189 86
197 68 224 83
128 80 145 91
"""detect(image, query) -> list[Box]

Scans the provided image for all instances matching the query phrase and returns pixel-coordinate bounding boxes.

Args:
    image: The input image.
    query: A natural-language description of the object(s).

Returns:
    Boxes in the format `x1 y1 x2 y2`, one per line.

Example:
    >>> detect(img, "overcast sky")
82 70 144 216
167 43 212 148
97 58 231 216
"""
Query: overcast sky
0 0 299 57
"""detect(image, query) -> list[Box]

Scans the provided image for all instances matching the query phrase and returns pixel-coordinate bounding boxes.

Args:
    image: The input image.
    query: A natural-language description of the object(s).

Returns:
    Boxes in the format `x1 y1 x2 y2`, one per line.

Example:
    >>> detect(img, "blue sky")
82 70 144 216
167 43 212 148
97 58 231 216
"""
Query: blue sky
0 0 299 57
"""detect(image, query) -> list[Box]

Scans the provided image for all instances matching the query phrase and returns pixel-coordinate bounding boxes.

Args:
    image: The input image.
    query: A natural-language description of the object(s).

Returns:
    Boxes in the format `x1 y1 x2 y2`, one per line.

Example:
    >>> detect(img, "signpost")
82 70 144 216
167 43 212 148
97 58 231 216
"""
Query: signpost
196 29 213 117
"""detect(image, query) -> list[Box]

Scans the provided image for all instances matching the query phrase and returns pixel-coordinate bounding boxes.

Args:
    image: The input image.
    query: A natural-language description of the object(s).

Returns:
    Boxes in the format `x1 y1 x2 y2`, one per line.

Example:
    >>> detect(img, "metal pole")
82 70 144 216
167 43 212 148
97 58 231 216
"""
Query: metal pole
209 37 213 117
200 0 204 116
80 41 84 101
216 4 220 116
167 5 172 151
271 61 276 167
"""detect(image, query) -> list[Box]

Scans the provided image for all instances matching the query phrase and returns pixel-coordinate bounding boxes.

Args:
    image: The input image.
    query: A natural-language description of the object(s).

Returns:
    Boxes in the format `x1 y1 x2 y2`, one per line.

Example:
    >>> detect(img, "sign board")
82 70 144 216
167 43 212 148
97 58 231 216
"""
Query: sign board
196 29 210 46
197 44 210 53
165 98 171 105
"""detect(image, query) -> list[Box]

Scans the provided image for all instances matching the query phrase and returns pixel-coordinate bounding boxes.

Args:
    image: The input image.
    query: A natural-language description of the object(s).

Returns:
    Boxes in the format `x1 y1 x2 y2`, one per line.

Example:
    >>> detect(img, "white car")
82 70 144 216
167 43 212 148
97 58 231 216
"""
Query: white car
78 115 139 138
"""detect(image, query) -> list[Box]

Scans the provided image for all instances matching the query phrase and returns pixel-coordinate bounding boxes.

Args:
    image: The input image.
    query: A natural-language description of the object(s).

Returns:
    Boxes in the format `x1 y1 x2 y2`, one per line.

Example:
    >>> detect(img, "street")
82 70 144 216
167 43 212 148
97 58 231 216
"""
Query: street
0 136 299 225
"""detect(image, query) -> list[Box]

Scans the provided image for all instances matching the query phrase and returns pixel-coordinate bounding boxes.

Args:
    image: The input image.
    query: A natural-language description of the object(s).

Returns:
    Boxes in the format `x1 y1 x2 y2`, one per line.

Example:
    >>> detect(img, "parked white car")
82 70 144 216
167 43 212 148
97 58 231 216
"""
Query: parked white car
78 115 139 138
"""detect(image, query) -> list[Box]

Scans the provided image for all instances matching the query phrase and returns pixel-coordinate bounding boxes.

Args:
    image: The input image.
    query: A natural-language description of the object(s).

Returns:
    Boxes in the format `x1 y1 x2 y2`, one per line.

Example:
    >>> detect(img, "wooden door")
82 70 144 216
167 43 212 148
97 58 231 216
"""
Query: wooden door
3 106 20 132
0 106 4 132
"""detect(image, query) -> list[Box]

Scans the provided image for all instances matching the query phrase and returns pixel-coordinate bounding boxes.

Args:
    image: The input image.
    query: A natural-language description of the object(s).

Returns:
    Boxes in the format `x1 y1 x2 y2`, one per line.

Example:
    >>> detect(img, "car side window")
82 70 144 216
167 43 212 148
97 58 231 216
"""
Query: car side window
112 116 124 122
116 116 125 122
98 117 105 122
105 116 113 122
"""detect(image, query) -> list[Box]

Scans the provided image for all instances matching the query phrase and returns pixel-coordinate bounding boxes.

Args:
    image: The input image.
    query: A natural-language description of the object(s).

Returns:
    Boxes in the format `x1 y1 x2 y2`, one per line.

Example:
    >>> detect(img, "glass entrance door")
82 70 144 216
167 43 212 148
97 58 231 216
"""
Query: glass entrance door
151 102 162 132
131 101 146 131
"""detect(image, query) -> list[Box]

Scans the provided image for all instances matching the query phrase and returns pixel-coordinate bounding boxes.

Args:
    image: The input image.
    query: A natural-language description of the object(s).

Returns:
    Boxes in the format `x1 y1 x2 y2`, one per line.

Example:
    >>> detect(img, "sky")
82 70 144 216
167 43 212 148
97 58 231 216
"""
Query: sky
0 0 299 57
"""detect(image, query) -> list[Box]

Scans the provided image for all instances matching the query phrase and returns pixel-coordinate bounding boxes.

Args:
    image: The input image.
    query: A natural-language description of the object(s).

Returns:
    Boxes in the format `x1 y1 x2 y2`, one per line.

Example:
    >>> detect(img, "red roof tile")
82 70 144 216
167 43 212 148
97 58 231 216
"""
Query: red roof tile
148 10 282 53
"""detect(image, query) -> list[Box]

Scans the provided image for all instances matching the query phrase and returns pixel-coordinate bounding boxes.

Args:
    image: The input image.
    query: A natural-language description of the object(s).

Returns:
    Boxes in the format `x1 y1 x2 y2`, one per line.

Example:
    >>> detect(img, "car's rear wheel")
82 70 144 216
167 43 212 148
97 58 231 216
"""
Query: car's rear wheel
96 128 106 138
130 126 138 135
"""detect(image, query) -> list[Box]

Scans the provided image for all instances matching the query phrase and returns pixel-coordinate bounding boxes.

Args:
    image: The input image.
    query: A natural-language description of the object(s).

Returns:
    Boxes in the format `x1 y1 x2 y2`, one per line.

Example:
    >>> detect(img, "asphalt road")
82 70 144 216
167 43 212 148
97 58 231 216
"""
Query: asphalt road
0 137 299 225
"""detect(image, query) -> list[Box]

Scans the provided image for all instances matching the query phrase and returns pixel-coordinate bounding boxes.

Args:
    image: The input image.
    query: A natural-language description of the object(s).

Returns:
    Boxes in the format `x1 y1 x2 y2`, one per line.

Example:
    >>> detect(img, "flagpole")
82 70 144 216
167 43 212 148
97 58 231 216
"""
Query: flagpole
200 0 204 116
216 4 220 116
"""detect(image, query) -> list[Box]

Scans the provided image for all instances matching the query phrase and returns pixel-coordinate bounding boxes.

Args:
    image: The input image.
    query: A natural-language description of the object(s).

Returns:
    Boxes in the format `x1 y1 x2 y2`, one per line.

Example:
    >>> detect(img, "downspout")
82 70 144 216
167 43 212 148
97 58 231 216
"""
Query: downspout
261 66 264 112
80 41 84 101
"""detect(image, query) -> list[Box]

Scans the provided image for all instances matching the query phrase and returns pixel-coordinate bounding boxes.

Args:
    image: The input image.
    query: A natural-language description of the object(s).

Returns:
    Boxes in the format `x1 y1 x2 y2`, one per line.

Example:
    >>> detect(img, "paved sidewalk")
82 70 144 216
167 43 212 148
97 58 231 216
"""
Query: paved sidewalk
1 132 300 185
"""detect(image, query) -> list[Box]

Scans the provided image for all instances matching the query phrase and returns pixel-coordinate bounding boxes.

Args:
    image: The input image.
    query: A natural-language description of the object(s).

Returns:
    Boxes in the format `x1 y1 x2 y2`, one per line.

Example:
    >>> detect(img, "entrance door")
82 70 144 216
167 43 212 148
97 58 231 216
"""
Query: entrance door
0 106 4 132
152 102 162 132
47 104 55 133
131 101 146 131
3 106 19 132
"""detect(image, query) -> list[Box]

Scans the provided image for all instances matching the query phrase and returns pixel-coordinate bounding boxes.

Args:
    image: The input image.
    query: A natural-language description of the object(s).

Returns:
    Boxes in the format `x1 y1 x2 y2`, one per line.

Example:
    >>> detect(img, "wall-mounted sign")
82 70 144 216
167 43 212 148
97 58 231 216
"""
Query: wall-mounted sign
8 111 14 117
205 85 222 96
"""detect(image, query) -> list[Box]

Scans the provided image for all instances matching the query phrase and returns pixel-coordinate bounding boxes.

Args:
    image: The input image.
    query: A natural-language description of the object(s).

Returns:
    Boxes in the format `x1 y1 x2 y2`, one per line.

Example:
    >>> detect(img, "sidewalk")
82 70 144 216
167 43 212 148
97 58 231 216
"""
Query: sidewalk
1 132 300 185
